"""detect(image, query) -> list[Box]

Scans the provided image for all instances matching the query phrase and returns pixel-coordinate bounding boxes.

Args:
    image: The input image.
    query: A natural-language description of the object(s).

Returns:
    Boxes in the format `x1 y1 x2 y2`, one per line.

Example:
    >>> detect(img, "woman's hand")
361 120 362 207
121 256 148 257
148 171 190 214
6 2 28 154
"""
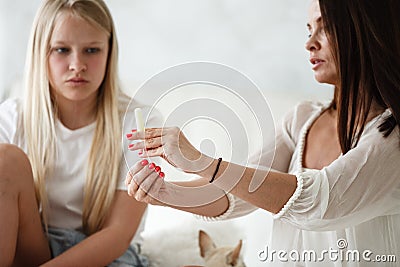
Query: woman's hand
126 127 213 174
125 159 230 216
125 159 170 205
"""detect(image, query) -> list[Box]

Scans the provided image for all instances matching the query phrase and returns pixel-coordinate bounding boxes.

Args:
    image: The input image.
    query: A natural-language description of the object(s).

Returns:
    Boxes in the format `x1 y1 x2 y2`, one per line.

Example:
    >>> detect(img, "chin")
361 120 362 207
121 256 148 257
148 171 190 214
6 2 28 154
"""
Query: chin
314 75 336 85
58 92 97 103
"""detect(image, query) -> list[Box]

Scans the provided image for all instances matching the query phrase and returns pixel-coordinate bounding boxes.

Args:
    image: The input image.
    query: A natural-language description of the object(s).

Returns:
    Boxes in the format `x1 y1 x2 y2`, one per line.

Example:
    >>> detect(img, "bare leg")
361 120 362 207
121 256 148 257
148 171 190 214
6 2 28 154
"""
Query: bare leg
0 144 51 267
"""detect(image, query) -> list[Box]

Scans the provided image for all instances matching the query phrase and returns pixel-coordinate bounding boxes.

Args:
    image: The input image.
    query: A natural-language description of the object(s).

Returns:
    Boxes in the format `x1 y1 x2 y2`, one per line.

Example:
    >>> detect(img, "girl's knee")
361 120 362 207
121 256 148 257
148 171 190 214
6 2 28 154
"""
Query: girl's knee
0 144 32 181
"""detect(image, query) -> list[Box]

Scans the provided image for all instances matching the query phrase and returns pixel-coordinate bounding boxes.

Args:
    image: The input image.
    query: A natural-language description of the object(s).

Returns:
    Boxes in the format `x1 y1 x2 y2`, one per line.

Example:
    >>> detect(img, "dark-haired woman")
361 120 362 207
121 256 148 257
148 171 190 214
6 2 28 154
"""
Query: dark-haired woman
126 1 400 265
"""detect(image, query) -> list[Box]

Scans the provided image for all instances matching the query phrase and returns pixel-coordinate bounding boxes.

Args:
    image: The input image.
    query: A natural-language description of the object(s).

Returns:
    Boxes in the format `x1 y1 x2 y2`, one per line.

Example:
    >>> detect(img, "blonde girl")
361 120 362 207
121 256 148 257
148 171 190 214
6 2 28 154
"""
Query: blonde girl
0 0 153 266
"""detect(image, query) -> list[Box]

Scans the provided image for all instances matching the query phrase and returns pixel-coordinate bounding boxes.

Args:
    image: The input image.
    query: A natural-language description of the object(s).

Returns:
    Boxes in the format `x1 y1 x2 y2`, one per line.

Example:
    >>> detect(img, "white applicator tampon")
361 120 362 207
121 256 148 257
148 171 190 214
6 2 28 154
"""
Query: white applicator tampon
135 108 145 133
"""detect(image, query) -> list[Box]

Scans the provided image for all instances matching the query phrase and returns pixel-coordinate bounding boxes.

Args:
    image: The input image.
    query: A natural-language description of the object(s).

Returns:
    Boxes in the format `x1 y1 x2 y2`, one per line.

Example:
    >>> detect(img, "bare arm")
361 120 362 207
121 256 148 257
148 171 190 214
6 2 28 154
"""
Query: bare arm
41 191 147 267
126 158 295 219
126 127 298 217
198 159 297 214
171 178 230 217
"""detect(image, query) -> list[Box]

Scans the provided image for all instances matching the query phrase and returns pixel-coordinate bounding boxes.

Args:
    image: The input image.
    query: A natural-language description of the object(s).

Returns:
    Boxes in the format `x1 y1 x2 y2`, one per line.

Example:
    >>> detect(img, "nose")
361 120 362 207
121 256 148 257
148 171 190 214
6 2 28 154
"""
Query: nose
69 53 87 72
305 34 321 52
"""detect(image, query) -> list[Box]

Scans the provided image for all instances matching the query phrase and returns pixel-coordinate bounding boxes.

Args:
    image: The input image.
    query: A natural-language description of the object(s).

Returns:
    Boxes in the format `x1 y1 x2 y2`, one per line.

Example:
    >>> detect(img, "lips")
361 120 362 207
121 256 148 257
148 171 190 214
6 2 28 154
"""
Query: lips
67 77 87 82
66 77 88 86
310 57 325 70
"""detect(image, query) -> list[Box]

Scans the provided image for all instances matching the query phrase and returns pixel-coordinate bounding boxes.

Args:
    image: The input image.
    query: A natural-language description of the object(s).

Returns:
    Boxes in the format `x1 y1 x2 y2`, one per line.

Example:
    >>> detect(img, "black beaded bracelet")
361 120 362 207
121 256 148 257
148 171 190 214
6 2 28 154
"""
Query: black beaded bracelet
209 158 223 183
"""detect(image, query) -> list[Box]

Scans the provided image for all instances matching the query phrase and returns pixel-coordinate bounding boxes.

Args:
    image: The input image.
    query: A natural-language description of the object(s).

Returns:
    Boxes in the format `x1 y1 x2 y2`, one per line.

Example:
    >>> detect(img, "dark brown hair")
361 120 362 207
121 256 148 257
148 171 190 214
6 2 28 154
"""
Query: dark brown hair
319 0 400 153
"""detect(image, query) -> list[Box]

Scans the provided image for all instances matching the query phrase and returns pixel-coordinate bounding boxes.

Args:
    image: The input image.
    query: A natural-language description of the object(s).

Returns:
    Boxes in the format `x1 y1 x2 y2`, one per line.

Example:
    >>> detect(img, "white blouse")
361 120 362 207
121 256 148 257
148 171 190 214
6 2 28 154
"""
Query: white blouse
209 101 400 266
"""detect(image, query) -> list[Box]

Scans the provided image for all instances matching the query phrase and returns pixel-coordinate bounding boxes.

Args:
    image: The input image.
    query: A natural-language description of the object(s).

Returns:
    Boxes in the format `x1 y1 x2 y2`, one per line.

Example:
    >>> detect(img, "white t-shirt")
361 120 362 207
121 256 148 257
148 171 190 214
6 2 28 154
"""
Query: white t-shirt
208 101 400 266
0 97 161 244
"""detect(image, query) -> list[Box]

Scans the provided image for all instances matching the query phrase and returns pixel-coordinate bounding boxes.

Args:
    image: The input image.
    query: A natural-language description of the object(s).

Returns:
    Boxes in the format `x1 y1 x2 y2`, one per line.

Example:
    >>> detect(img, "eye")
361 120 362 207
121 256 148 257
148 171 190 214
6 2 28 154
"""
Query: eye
54 47 69 53
86 48 100 54
306 28 312 38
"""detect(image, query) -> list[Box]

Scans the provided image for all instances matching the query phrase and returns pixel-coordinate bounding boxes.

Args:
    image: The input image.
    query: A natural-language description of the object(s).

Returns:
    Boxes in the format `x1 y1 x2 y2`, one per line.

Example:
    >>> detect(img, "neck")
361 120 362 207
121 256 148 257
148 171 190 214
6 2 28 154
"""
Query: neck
55 96 98 130
367 102 386 121
331 99 386 122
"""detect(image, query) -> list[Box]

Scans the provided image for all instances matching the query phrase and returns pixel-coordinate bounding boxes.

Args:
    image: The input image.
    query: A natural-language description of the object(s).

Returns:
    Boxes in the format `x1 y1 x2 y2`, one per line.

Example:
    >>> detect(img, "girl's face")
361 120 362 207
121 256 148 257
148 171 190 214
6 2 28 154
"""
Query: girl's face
48 13 109 105
305 0 338 85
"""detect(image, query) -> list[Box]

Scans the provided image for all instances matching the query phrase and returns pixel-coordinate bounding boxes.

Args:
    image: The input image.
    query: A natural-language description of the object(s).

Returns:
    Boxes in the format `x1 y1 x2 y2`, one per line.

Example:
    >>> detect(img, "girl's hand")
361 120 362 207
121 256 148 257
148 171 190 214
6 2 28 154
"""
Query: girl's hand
127 127 213 174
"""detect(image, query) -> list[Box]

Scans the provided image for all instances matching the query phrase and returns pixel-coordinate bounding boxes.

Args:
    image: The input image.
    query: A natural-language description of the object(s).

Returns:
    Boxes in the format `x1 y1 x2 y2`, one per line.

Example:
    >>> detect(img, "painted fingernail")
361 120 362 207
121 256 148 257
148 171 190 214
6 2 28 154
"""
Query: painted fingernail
155 166 161 173
128 144 134 149
149 163 156 169
159 172 165 178
131 129 137 133
138 149 143 155
126 133 133 138
141 159 149 166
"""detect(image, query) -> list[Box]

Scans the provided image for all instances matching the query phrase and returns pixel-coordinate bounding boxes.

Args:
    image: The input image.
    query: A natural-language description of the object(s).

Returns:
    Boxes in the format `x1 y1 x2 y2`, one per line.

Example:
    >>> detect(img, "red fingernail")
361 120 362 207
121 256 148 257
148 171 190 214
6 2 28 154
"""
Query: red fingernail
138 150 143 155
126 133 132 138
149 163 156 169
141 159 149 166
128 144 134 149
159 172 165 178
155 166 161 173
131 129 137 133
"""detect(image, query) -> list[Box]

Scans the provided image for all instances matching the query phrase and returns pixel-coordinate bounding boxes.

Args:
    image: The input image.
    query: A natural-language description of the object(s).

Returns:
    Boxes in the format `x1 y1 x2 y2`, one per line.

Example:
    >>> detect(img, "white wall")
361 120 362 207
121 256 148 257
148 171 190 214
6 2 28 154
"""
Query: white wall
0 0 39 99
0 1 333 266
0 0 332 104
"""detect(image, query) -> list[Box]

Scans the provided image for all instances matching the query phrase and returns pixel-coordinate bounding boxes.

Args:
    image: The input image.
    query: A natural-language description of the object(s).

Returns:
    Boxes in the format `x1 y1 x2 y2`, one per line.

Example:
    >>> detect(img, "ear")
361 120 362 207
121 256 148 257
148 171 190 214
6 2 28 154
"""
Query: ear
227 240 242 266
199 230 216 258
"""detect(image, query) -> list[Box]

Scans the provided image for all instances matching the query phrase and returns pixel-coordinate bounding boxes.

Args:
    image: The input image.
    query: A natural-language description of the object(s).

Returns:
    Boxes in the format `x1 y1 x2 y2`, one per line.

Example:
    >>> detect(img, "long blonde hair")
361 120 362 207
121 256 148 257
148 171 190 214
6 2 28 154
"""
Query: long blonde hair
23 0 123 234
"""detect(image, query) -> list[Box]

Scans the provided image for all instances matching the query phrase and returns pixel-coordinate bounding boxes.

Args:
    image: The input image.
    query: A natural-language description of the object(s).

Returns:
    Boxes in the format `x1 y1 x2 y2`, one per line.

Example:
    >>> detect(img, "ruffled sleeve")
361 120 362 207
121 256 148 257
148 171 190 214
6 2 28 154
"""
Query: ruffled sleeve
273 169 329 222
198 102 313 221
275 111 400 231
195 193 262 221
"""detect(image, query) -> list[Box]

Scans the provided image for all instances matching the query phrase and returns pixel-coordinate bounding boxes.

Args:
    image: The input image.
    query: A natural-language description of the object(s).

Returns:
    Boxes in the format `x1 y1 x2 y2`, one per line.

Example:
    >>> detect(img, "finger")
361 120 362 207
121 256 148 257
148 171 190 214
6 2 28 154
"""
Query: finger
128 162 162 196
132 163 165 199
128 137 163 151
131 162 156 186
135 171 159 201
145 128 167 139
138 146 164 158
126 129 145 141
128 141 145 151
152 176 164 193
140 176 164 203
128 162 155 196
127 164 151 196
128 182 138 197
127 127 177 142
126 128 163 141
144 136 163 150
135 188 148 203
125 159 149 186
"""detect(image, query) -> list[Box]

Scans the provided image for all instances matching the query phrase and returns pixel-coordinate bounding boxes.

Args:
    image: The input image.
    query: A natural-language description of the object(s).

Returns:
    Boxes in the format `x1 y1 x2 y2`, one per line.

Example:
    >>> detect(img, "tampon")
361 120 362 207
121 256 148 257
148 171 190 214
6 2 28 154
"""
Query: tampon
135 108 145 132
